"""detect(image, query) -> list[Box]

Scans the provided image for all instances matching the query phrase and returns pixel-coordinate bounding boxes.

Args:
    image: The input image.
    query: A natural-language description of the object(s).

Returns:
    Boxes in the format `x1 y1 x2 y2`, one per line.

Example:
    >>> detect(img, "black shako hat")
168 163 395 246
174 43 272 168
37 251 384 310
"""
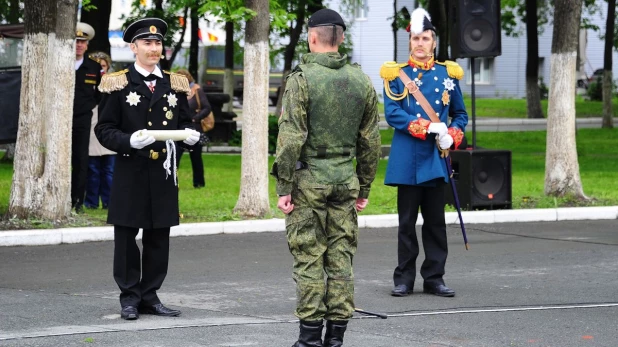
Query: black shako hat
407 8 435 34
123 18 168 43
308 8 346 31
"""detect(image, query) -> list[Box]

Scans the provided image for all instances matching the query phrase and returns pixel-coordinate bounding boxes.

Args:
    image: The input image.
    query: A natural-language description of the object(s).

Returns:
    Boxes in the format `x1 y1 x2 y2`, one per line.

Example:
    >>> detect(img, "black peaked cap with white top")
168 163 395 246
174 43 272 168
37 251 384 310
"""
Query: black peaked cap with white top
123 18 168 43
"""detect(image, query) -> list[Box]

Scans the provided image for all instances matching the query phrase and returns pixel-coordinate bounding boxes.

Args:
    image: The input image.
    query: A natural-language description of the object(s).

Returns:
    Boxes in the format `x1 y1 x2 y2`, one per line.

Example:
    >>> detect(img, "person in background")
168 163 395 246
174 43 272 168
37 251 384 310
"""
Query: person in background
85 52 116 210
72 22 102 213
380 8 468 298
174 69 211 188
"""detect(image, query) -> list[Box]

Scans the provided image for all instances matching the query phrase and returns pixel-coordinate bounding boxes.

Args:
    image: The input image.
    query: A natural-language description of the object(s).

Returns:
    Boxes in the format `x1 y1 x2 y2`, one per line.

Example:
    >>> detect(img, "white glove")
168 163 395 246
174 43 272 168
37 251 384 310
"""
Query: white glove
129 129 155 149
438 134 454 150
427 122 448 137
183 128 201 146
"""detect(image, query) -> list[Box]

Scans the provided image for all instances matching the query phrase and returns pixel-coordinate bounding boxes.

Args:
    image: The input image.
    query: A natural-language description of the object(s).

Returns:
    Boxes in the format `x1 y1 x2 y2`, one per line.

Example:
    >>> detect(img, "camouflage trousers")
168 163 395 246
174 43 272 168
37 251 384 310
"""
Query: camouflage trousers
285 168 360 321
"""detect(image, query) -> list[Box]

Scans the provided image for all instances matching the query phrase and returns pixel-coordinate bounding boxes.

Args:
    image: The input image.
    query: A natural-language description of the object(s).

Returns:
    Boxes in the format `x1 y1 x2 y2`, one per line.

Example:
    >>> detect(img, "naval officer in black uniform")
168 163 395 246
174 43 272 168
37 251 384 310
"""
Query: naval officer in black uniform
95 18 200 320
73 22 102 213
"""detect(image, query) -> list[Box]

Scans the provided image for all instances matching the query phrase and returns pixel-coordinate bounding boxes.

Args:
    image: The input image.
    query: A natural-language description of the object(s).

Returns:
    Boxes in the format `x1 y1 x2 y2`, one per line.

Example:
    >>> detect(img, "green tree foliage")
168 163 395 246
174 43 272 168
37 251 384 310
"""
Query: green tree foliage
0 0 23 23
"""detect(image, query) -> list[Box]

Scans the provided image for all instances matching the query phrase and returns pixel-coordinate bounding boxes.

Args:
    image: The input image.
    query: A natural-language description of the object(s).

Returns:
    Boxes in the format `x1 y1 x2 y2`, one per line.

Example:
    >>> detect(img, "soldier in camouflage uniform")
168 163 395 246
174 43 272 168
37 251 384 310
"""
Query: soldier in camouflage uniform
271 8 381 347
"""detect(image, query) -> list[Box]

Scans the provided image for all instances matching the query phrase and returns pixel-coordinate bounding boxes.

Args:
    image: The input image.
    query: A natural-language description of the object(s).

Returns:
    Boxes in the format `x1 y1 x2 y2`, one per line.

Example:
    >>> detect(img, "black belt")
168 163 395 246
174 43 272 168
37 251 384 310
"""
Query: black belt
295 161 308 171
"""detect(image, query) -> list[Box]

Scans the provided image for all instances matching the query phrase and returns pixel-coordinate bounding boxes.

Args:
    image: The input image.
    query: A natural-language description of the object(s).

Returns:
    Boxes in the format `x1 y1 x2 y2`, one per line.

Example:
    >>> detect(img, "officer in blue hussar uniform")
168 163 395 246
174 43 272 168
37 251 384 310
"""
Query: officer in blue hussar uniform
95 18 200 320
380 8 468 298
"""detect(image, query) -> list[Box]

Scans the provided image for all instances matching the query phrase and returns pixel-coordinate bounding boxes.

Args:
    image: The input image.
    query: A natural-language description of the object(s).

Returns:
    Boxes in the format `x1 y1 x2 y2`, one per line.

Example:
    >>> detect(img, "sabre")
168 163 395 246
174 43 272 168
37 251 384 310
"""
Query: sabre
444 154 469 250
354 308 388 319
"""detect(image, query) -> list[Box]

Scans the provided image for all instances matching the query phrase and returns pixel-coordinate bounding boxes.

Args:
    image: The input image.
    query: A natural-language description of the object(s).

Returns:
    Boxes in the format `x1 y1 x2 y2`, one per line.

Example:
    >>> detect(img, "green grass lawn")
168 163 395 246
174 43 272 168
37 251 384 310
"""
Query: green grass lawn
0 128 616 228
378 96 618 118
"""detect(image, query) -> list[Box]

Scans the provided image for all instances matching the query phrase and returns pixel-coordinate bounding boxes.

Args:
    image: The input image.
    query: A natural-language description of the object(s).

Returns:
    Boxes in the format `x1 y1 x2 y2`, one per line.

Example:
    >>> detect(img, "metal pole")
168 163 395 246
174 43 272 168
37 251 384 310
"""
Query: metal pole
470 57 476 149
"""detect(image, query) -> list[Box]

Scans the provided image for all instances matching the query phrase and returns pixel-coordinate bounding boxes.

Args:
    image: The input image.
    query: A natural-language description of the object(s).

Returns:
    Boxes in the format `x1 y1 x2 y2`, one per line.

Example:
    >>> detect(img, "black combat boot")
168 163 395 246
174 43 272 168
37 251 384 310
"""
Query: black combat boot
292 320 324 347
323 320 347 347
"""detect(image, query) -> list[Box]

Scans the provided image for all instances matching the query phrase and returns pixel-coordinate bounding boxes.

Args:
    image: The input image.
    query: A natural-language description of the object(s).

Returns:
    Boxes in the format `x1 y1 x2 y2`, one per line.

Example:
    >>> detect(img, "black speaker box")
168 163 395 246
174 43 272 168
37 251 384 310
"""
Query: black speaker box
450 0 502 58
445 149 512 210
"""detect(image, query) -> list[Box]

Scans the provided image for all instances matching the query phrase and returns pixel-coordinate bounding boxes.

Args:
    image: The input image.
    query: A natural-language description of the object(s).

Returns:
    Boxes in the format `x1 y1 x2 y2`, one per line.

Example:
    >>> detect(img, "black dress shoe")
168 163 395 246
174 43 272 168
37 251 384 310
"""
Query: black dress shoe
391 284 413 297
138 303 181 317
423 282 455 297
120 306 139 320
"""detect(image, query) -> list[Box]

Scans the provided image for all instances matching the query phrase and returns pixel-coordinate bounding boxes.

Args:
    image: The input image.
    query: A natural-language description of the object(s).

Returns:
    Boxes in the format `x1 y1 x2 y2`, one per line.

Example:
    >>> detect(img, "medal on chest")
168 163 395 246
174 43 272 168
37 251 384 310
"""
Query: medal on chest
126 91 141 106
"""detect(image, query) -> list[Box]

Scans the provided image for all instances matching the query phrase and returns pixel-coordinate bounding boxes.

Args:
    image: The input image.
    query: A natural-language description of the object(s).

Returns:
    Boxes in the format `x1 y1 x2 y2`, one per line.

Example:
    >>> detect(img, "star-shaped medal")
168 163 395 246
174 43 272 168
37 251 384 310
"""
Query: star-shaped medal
167 93 178 108
126 91 141 106
442 78 455 91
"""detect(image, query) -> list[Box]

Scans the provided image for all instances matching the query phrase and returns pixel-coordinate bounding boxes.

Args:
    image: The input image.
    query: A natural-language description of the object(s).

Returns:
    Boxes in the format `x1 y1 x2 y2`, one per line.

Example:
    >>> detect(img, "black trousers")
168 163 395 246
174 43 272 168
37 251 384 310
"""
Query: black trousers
71 112 92 208
176 145 205 187
113 226 170 307
393 183 448 287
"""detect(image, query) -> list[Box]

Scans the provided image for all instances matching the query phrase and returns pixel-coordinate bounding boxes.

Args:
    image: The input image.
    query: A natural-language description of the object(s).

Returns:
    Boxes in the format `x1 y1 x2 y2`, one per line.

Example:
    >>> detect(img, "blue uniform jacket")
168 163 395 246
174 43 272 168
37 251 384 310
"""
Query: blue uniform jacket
384 63 468 186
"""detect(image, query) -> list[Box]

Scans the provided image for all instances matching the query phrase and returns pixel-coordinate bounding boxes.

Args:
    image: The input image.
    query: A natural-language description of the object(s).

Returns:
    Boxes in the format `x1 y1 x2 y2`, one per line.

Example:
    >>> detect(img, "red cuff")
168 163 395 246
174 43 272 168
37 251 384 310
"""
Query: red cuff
408 118 431 140
448 127 464 149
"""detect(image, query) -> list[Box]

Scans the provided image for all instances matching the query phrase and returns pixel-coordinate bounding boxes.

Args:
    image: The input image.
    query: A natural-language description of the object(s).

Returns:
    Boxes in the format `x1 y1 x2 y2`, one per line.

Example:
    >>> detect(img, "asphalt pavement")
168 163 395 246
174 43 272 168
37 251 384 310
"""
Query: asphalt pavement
1 219 617 346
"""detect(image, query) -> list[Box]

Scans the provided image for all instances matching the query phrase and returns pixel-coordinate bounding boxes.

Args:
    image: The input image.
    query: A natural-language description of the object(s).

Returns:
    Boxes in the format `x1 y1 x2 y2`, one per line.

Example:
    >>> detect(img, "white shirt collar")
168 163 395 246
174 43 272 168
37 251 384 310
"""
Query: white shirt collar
134 63 163 79
75 58 84 70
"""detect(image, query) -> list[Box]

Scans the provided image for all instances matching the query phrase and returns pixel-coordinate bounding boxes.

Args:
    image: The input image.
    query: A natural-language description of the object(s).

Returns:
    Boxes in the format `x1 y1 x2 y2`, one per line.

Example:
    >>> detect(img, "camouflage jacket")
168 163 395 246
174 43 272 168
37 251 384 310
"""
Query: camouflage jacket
272 52 381 199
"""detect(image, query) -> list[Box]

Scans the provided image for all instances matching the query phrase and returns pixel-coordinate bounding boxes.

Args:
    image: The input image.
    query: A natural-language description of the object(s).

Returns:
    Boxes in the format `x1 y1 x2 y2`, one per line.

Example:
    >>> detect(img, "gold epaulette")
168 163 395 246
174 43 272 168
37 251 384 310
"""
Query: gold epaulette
164 71 190 94
88 54 100 64
379 61 407 82
436 60 464 80
380 61 409 101
98 69 129 93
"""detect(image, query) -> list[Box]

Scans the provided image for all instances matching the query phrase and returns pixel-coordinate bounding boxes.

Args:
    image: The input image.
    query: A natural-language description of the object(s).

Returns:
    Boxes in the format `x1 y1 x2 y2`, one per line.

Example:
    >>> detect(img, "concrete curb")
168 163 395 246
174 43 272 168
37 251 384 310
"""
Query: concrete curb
1 206 616 247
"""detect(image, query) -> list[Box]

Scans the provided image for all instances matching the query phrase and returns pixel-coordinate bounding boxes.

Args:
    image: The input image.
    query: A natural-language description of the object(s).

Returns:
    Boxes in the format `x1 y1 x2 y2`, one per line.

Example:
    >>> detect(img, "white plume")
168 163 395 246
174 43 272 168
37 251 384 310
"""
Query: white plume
410 8 431 35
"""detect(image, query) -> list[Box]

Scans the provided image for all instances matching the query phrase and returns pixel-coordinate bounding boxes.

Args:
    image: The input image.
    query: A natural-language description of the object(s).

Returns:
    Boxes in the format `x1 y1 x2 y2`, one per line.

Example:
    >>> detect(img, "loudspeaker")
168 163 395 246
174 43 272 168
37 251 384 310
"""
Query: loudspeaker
445 149 512 210
450 0 502 58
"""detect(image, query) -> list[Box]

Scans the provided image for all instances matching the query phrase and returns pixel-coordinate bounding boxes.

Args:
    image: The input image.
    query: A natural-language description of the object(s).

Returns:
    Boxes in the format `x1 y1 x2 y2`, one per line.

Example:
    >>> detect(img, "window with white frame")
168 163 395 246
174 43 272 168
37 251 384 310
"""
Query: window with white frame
466 57 494 85
355 0 368 20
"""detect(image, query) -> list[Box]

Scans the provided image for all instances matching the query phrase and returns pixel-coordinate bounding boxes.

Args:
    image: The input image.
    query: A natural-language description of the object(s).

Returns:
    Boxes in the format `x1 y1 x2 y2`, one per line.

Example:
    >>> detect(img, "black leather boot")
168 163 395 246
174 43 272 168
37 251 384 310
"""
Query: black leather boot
323 320 347 347
292 320 324 347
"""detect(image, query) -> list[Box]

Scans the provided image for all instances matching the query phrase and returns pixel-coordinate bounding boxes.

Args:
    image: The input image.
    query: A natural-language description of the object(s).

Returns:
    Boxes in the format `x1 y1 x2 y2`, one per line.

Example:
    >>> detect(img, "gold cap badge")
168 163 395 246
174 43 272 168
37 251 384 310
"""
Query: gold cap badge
149 26 157 34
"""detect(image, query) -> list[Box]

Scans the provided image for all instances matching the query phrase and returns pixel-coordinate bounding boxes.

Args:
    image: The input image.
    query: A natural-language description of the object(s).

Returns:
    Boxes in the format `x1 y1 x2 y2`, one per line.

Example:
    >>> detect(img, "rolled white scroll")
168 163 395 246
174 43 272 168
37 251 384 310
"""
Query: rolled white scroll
140 129 191 141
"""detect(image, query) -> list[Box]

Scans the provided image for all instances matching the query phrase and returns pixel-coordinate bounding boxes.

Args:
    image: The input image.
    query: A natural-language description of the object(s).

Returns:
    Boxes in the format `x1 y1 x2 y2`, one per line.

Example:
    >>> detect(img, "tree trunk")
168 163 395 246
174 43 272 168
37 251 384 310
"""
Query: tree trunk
9 0 77 220
525 0 543 119
275 0 307 117
392 0 398 61
189 1 199 80
80 0 111 54
233 0 270 218
427 0 448 61
168 6 189 69
544 0 586 199
5 0 22 23
223 21 235 112
602 0 615 129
